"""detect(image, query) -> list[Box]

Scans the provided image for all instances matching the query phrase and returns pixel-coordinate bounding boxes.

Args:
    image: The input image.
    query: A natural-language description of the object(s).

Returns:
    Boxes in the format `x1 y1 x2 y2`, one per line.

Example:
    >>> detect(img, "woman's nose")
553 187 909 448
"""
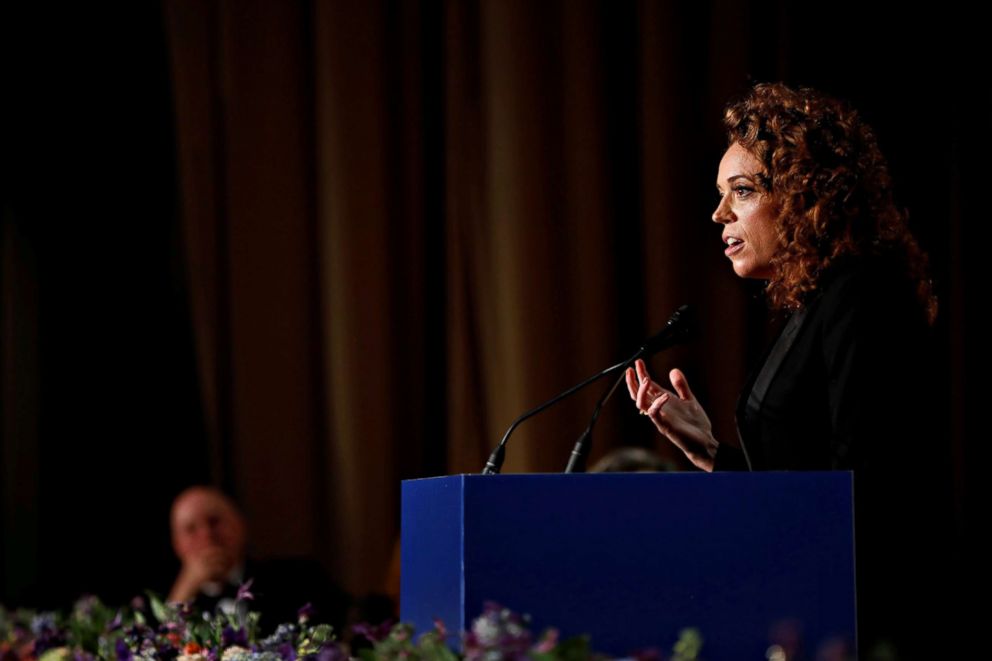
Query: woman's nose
712 196 732 224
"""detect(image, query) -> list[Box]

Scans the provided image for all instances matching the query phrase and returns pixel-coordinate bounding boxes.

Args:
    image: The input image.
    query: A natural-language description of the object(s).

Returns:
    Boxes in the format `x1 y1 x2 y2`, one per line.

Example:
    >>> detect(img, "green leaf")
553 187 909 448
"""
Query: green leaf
671 627 704 661
38 647 71 661
549 634 595 661
146 592 170 625
310 623 335 644
246 611 262 644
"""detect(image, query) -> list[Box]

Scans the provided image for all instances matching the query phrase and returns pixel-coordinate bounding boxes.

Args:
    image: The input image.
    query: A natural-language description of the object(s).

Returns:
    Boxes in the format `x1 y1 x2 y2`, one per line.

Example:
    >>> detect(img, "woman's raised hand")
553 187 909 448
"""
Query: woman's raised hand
625 358 721 472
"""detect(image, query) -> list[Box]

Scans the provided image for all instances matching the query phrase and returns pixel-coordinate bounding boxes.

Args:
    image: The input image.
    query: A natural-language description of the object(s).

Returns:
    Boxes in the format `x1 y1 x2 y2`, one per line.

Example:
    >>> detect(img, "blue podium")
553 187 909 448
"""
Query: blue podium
401 472 857 659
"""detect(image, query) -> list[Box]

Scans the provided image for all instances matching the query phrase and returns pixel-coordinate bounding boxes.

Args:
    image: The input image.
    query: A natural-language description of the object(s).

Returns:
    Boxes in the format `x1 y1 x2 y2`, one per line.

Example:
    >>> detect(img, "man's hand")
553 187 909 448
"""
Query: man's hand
168 545 234 603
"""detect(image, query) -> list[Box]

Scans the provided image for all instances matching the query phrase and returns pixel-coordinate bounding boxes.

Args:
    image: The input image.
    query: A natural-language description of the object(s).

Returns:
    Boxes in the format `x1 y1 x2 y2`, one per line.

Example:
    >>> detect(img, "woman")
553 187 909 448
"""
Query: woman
627 81 936 475
627 82 945 657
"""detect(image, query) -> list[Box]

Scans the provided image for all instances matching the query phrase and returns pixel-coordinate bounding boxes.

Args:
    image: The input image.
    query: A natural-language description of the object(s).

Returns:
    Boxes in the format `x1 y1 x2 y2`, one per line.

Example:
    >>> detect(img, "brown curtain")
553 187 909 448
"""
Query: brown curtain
162 0 977 598
167 0 324 561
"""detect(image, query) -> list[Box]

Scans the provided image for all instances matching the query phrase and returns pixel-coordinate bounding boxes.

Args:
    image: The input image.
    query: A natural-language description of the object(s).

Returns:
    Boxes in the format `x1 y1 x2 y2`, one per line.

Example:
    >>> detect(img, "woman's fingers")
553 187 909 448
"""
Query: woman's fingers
633 366 717 471
632 359 676 412
647 392 670 418
636 374 654 411
630 360 692 418
626 367 638 400
645 393 673 436
635 358 650 383
669 368 694 402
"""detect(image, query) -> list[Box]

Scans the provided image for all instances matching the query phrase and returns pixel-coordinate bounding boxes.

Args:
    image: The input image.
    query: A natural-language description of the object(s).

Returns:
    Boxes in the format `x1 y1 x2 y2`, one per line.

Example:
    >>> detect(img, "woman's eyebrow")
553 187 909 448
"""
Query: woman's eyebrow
715 173 755 192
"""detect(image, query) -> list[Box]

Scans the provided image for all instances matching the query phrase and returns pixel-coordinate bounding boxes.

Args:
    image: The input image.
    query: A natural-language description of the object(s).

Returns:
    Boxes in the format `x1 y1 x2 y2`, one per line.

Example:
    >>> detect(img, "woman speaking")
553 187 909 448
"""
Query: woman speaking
627 82 943 657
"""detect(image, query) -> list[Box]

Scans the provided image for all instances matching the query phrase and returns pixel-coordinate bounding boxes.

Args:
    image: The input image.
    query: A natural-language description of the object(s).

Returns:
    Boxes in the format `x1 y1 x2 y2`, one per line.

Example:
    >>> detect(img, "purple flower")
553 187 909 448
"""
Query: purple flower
236 579 255 602
116 638 134 661
275 642 296 661
176 601 196 622
107 610 124 632
296 603 315 624
223 626 249 648
123 624 145 644
533 628 559 654
10 623 31 646
496 632 532 657
462 603 540 661
313 646 349 661
155 638 181 661
260 624 298 650
30 612 57 636
30 613 65 656
351 620 394 643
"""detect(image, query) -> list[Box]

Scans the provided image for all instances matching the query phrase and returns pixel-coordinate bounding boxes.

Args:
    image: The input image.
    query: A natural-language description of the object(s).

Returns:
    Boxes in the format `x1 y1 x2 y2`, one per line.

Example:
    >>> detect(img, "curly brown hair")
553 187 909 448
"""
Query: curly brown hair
721 81 937 325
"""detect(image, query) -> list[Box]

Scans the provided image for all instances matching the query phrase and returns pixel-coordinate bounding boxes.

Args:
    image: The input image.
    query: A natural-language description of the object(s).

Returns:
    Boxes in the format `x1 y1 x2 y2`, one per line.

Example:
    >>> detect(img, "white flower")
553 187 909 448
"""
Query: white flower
221 646 251 661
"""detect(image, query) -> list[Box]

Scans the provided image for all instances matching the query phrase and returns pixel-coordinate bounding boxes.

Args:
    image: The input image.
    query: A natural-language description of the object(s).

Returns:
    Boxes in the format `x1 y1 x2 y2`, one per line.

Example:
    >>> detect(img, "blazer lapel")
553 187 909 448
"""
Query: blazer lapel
734 306 812 469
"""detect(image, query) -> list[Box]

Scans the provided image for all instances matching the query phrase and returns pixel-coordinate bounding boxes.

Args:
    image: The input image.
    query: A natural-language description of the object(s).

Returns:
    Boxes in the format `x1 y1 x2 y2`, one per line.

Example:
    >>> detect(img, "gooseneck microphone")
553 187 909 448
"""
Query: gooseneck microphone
480 304 697 475
564 304 697 473
481 358 631 475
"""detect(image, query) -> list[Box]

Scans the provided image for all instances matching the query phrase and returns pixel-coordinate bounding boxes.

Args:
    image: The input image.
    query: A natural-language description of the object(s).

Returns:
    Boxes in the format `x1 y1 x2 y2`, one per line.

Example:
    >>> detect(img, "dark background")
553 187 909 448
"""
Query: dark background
2 3 207 606
2 0 987 648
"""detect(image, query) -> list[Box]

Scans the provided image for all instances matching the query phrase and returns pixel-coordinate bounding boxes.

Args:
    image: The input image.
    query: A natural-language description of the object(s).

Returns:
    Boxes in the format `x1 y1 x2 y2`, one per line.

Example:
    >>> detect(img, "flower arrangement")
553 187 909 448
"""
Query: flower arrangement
0 590 703 661
0 588 339 661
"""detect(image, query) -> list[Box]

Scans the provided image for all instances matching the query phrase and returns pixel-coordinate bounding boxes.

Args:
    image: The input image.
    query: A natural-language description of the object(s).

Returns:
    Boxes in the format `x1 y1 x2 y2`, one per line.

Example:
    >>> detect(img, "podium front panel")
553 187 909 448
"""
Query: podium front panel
401 472 855 658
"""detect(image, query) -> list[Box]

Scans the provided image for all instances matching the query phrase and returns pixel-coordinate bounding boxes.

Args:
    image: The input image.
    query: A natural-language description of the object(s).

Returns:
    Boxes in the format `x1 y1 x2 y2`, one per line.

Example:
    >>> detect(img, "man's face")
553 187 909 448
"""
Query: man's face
170 488 246 571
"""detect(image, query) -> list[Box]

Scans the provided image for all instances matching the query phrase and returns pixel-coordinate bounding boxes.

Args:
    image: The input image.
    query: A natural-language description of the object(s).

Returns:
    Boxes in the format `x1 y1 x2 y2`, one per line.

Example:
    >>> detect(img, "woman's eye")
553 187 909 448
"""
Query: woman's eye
734 186 753 197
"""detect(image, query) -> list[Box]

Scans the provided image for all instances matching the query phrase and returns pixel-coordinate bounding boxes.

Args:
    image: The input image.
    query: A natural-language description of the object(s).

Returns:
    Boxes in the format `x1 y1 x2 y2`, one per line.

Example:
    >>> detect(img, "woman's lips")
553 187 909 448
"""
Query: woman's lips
725 241 745 256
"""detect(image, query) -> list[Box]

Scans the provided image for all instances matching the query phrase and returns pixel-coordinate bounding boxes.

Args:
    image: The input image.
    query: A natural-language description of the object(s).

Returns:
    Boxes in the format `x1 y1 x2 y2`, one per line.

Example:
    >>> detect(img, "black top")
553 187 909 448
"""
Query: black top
710 252 948 658
189 556 353 635
713 251 934 474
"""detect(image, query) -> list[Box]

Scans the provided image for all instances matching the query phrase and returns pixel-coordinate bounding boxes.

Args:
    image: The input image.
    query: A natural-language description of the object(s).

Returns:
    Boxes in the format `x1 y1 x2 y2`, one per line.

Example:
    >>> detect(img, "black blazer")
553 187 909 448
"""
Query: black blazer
712 252 934 474
709 252 946 656
189 556 352 634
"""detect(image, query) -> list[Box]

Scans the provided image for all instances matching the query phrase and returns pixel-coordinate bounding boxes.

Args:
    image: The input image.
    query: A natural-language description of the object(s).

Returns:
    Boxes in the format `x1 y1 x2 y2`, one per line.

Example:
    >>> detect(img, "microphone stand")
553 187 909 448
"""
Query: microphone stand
563 355 640 473
481 359 628 475
482 304 696 475
565 305 696 473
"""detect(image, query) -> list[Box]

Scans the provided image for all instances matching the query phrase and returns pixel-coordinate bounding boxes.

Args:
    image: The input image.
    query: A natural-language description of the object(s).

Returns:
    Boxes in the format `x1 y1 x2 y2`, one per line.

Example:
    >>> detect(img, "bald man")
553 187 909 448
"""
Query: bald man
168 486 248 604
166 486 352 632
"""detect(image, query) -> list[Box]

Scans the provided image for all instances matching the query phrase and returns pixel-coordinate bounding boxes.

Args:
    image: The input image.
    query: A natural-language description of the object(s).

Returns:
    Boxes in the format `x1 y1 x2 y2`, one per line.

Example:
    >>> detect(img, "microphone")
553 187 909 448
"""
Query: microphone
563 305 697 473
480 304 696 475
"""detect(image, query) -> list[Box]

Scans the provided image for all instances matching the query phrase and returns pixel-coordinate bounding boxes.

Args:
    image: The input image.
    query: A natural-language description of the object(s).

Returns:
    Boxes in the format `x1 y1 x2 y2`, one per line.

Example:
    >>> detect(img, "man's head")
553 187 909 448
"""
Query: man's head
170 486 247 577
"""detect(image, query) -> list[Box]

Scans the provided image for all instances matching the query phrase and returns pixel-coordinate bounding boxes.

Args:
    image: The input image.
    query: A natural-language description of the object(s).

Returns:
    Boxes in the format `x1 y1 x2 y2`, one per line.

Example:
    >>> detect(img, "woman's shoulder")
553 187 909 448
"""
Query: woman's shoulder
815 249 913 297
812 250 928 328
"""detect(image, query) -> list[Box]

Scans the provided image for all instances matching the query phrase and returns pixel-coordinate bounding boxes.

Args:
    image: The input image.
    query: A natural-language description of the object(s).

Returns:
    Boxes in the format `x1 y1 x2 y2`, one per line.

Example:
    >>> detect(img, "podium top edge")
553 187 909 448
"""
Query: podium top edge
402 471 854 483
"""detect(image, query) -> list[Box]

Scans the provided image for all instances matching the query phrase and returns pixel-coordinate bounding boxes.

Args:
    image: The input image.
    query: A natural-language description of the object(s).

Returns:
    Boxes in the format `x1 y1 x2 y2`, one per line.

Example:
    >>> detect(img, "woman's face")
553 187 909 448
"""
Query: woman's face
712 143 782 279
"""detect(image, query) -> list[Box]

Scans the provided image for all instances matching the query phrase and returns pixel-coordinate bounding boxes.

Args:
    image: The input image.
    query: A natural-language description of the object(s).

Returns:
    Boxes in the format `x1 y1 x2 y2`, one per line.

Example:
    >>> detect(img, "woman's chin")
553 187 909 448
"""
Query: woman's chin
732 262 772 280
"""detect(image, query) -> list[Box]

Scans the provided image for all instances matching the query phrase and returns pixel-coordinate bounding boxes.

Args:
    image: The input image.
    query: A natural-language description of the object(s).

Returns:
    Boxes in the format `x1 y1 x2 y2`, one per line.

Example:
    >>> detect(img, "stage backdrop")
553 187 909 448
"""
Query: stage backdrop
2 3 984 642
